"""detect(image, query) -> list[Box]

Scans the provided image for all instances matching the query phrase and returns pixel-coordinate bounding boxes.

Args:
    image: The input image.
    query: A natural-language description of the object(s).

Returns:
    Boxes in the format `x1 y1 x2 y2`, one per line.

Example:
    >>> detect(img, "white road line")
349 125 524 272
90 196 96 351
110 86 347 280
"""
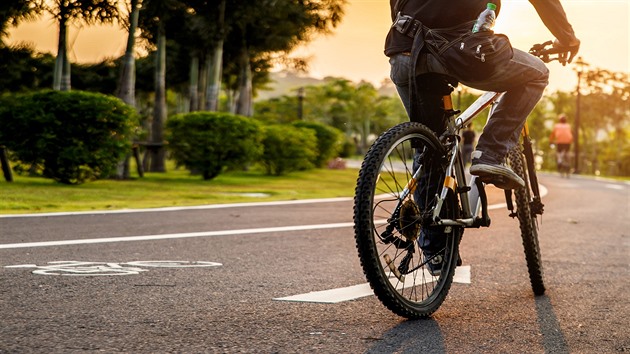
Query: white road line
0 222 357 249
0 191 533 250
0 197 354 219
2 185 547 249
273 265 471 304
2 182 550 219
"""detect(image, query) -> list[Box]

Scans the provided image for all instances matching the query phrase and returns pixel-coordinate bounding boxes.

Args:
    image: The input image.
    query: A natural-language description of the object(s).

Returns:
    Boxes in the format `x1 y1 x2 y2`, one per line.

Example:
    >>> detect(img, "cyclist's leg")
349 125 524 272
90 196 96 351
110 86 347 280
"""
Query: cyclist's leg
413 152 447 274
391 53 450 273
462 49 549 162
459 49 548 189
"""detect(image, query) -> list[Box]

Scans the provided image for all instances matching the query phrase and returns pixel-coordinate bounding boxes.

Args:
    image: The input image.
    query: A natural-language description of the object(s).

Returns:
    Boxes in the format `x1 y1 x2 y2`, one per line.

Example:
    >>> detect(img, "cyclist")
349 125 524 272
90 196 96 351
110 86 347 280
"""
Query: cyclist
549 113 573 173
385 0 580 274
386 0 580 189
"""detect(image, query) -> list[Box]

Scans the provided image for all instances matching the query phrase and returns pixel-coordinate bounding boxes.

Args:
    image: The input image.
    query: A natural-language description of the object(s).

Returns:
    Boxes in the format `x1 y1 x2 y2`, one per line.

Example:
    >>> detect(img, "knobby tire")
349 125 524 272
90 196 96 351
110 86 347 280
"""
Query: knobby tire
354 122 462 319
508 145 545 295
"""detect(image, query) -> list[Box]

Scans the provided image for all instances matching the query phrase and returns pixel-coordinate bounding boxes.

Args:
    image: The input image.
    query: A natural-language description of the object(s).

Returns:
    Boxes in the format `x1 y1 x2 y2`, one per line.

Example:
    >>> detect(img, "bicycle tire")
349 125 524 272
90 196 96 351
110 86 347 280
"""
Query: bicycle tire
354 122 462 319
508 145 545 295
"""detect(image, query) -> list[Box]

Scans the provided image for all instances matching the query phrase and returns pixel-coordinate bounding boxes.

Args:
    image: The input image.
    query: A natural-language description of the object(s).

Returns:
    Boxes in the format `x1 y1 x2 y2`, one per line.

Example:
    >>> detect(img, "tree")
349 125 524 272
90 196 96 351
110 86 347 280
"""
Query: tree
114 0 142 179
224 0 347 116
138 0 188 172
0 43 54 92
0 0 42 45
117 0 141 107
42 0 119 91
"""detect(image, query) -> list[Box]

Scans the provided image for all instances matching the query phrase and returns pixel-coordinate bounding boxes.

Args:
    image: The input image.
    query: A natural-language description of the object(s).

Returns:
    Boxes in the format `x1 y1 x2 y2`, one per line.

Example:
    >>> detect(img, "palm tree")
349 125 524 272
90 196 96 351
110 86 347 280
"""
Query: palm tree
43 0 118 91
0 0 43 45
117 0 141 107
138 0 187 172
226 0 347 116
114 0 142 179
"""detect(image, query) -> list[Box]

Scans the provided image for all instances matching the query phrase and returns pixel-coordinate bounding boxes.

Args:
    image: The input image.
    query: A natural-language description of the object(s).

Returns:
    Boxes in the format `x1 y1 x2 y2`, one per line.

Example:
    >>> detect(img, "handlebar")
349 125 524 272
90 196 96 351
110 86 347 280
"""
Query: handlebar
529 41 570 66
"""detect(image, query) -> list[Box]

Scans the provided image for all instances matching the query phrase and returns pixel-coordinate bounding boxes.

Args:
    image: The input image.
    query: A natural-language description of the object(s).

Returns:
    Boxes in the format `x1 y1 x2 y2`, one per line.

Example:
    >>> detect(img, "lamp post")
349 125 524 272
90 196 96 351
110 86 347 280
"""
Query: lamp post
573 57 588 174
297 87 305 120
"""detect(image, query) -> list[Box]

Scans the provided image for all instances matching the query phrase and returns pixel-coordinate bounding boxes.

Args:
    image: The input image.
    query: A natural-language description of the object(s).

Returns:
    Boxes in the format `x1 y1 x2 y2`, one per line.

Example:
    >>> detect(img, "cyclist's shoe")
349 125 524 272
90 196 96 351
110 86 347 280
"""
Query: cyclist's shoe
425 253 462 277
469 151 525 190
427 254 443 277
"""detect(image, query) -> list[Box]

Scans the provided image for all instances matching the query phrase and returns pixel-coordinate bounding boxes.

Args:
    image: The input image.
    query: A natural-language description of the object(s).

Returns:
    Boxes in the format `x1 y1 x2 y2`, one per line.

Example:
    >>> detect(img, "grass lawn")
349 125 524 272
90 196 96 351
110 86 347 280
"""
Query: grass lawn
0 164 360 215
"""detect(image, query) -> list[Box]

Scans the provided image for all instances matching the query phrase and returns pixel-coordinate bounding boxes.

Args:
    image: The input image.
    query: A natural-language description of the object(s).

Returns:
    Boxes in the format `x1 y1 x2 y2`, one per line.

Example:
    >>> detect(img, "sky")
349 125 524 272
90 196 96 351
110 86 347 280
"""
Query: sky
7 0 630 93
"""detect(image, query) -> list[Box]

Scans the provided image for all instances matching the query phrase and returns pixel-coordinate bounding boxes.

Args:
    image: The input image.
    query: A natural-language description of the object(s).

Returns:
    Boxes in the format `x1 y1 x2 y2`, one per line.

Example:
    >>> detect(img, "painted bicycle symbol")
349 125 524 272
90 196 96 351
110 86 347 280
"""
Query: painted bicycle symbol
4 260 222 276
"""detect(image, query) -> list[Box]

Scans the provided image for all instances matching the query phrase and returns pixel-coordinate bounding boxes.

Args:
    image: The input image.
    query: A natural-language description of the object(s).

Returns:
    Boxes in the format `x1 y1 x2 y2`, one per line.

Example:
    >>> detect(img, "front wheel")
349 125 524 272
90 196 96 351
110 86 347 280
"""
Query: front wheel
354 122 462 319
508 145 545 295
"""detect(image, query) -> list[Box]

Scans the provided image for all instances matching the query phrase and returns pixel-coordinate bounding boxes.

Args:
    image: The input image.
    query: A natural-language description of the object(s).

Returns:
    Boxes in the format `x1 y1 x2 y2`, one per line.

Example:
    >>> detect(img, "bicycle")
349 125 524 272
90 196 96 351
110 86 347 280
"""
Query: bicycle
552 144 571 178
353 41 566 319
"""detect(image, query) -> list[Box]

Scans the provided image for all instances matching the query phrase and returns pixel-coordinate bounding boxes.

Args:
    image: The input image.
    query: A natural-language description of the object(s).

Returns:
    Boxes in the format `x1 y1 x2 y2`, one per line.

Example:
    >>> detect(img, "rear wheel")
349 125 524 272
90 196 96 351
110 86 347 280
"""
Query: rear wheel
508 145 545 295
354 122 462 319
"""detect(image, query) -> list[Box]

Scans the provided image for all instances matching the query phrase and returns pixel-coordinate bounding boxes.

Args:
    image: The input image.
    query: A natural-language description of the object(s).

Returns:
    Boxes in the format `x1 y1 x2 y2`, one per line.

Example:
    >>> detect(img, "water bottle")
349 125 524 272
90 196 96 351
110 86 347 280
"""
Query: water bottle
472 3 497 33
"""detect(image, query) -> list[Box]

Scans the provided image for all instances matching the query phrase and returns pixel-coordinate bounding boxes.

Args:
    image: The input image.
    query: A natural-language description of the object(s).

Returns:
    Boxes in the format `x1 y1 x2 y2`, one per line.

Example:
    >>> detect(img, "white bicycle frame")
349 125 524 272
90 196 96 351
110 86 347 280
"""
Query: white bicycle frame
402 90 506 228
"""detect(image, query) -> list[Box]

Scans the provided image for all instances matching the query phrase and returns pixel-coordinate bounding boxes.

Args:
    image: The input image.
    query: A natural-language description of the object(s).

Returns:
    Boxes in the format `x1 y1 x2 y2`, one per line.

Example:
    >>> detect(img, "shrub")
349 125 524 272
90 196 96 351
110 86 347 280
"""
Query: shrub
0 90 138 184
292 121 343 167
166 112 263 180
339 136 357 158
261 125 318 176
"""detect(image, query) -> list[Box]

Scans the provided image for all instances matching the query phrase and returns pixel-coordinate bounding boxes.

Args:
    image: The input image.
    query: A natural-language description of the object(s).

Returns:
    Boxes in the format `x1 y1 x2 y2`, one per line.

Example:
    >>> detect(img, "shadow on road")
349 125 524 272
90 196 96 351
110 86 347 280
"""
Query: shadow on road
364 318 445 353
535 294 570 354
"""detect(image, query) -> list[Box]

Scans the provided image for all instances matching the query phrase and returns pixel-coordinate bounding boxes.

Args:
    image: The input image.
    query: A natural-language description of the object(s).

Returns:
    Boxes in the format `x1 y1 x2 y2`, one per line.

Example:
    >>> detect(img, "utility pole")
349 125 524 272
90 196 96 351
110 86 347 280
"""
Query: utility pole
573 57 588 174
297 87 305 120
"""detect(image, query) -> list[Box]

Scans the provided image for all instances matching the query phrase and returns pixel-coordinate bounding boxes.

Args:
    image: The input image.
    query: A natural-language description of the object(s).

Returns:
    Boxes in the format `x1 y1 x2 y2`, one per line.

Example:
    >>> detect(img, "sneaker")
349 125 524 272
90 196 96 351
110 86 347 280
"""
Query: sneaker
427 254 443 276
469 150 525 190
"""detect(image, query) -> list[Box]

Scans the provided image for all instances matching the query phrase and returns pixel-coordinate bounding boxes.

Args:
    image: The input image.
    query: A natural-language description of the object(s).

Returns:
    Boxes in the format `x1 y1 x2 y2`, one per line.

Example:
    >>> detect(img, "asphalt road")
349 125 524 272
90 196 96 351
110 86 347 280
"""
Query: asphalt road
1 173 628 353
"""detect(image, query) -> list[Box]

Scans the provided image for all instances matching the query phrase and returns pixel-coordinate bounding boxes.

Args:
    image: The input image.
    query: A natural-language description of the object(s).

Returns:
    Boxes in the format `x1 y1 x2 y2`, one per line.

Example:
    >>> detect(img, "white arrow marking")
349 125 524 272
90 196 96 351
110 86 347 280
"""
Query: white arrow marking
274 265 471 304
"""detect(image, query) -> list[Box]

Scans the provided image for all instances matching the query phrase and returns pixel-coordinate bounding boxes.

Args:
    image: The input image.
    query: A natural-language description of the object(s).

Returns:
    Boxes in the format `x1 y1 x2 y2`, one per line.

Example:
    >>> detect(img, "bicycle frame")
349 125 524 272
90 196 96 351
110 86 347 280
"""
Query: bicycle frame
397 88 542 228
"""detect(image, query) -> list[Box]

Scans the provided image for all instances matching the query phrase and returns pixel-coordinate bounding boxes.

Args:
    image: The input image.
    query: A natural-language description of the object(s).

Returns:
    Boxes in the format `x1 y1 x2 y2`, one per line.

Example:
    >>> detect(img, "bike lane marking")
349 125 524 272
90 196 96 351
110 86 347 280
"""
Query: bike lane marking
0 194 522 250
4 260 222 276
273 266 471 304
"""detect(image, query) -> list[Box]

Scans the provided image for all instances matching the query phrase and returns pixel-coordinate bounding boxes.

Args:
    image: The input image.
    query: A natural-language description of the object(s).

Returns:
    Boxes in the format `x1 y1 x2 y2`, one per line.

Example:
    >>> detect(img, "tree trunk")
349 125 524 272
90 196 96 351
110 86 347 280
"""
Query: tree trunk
150 27 167 172
206 42 223 111
117 0 139 107
206 0 226 111
53 18 67 91
197 55 207 110
227 89 236 114
189 54 199 112
235 47 253 117
116 0 140 179
61 42 71 91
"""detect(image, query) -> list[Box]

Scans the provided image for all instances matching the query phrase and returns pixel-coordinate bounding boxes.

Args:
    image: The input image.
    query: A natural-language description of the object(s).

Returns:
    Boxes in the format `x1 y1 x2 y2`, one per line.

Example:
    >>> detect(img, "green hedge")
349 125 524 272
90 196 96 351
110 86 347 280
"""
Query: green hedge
166 112 263 180
261 125 317 176
292 121 343 167
0 90 138 184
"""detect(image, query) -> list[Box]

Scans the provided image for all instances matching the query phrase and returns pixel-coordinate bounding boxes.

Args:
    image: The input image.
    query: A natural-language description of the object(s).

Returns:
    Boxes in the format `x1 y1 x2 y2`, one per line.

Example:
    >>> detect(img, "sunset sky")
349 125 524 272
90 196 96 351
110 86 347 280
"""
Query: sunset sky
8 0 630 93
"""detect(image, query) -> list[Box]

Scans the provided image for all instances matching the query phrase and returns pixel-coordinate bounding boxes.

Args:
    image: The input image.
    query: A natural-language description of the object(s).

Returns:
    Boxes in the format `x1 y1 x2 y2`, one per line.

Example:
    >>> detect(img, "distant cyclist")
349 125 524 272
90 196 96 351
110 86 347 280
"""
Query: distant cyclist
549 113 573 175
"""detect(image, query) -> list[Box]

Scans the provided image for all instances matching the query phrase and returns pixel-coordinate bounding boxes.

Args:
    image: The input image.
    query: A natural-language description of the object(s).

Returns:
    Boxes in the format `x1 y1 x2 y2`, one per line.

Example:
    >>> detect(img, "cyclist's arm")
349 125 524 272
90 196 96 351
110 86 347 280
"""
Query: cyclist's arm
529 0 580 60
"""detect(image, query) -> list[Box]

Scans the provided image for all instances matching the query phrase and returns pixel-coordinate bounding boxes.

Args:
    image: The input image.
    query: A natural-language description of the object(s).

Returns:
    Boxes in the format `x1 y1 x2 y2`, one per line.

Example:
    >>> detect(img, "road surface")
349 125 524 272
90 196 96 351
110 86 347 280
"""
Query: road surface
1 174 628 353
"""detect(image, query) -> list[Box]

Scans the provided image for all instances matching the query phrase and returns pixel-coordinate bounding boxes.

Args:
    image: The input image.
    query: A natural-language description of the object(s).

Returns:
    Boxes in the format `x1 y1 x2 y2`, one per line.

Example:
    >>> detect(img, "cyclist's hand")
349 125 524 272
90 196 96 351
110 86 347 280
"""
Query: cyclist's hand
553 38 581 65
